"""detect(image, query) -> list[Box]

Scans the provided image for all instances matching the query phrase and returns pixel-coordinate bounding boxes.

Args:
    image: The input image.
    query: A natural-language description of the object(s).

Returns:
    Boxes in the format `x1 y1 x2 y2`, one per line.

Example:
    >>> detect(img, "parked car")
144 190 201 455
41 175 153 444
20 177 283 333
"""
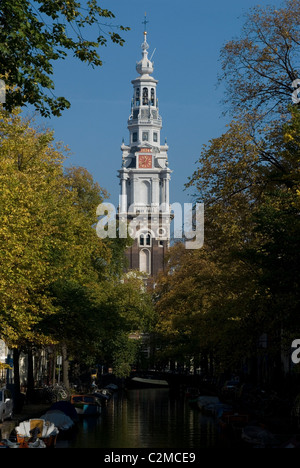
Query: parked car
0 388 13 423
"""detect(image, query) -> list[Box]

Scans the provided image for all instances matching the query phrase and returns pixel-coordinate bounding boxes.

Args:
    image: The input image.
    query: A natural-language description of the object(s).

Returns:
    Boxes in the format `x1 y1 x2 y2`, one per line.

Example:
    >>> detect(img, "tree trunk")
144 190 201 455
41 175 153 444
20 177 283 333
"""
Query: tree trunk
52 350 56 385
13 348 21 398
26 347 35 402
62 343 69 390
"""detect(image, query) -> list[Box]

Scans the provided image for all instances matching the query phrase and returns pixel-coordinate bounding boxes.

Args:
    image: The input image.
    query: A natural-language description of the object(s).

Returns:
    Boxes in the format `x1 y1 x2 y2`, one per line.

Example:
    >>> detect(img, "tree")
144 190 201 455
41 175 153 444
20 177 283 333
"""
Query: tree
0 108 73 347
154 234 260 376
0 108 155 392
42 272 155 383
154 106 300 382
153 0 300 386
243 107 300 348
0 0 129 117
94 273 156 378
219 0 300 121
0 107 110 394
0 108 75 398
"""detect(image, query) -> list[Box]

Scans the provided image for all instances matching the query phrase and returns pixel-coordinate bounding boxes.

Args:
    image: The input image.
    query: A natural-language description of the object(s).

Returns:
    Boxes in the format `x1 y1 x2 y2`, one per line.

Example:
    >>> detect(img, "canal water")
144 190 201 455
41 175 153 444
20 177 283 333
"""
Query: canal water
58 388 231 449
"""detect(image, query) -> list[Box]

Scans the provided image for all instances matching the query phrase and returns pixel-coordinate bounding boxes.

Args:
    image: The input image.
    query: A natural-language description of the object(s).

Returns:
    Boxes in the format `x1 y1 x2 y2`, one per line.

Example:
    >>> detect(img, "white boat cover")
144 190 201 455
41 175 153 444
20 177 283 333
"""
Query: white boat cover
15 419 59 438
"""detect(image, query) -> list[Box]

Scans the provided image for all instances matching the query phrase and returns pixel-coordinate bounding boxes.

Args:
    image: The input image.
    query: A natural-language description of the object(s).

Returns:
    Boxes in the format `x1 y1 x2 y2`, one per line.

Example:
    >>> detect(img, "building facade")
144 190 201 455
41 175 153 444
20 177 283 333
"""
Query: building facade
118 26 172 277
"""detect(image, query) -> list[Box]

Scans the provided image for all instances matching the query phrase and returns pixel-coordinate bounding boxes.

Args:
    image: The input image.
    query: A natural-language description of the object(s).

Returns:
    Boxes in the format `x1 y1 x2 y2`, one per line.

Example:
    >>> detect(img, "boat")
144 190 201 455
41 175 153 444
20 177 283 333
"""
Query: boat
218 412 249 433
241 425 278 448
185 387 199 398
128 375 169 388
14 419 59 448
280 437 300 448
196 395 220 412
211 403 233 418
70 394 101 416
93 388 112 403
104 383 118 392
40 410 75 438
50 400 79 422
27 439 47 448
0 439 20 449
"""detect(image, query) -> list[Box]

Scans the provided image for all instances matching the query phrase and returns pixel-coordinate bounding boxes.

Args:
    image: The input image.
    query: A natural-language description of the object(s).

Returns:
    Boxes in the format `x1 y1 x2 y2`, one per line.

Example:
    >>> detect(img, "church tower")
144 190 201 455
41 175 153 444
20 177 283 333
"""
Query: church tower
118 20 172 277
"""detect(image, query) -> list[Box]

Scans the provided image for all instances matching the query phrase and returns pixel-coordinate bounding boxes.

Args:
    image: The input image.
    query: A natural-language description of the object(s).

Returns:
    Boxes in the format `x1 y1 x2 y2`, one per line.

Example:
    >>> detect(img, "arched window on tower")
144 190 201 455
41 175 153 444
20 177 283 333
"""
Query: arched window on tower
143 87 148 105
135 88 140 106
139 232 151 247
151 88 155 106
139 248 151 274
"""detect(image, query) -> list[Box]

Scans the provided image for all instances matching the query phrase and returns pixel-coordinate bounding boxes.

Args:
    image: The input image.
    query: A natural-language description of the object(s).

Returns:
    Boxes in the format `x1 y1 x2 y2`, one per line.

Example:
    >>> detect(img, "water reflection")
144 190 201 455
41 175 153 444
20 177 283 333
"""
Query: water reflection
65 388 221 449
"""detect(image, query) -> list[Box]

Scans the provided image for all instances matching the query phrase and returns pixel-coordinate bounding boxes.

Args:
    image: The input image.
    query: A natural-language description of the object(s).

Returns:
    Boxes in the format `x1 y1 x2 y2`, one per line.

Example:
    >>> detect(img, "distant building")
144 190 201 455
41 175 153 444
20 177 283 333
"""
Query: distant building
118 24 172 278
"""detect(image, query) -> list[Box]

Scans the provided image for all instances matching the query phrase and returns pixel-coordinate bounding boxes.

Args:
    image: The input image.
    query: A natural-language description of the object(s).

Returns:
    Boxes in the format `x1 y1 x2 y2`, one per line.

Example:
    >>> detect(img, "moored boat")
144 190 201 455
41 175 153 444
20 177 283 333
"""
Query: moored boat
241 425 278 448
93 388 112 403
40 410 76 438
128 376 169 388
104 383 118 392
50 400 79 422
211 403 233 418
196 395 220 412
70 394 101 416
0 439 20 449
218 411 249 434
14 419 59 448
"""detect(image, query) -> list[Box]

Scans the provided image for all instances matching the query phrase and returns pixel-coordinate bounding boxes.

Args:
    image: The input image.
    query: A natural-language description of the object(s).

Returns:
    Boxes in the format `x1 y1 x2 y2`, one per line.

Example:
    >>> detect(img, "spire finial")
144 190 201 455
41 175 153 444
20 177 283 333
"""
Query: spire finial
141 13 149 54
142 12 149 34
136 13 153 75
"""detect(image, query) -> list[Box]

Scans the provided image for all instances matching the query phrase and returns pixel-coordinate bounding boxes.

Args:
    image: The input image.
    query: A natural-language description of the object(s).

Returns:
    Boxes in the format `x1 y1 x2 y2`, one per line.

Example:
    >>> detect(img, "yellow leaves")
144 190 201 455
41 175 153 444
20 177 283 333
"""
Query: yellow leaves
0 113 75 340
0 108 125 353
0 363 12 371
283 132 295 143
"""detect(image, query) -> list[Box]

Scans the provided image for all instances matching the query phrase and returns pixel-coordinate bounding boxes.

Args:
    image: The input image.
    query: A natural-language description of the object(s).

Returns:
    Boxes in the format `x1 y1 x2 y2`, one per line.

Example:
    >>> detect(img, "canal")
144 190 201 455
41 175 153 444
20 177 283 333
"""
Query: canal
58 388 232 449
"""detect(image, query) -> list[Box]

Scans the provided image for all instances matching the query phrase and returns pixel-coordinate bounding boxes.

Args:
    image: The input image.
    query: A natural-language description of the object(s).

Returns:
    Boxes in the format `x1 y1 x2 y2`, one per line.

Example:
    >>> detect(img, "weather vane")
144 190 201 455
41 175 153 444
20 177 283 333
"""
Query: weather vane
142 13 149 33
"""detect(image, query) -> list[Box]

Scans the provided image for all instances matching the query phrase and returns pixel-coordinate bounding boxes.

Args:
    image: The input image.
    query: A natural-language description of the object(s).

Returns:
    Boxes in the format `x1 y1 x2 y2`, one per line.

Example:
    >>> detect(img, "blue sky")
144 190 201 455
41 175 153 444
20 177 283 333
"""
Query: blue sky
29 0 284 208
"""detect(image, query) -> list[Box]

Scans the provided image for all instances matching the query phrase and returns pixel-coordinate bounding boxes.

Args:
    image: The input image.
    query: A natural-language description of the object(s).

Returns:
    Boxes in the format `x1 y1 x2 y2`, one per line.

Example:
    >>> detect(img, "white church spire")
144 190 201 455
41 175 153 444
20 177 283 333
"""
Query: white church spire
117 17 172 277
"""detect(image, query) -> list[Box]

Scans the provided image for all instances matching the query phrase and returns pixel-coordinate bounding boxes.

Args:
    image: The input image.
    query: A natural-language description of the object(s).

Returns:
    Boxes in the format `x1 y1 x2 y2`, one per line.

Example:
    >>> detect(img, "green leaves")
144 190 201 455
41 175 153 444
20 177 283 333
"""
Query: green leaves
155 105 300 375
0 108 102 344
0 110 67 344
0 108 154 378
0 0 129 117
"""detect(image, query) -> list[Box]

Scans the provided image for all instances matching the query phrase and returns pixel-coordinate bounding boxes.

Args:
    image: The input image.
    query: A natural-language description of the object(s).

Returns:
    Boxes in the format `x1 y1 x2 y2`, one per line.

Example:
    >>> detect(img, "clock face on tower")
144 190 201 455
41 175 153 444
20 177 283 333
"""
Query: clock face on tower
139 154 152 168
